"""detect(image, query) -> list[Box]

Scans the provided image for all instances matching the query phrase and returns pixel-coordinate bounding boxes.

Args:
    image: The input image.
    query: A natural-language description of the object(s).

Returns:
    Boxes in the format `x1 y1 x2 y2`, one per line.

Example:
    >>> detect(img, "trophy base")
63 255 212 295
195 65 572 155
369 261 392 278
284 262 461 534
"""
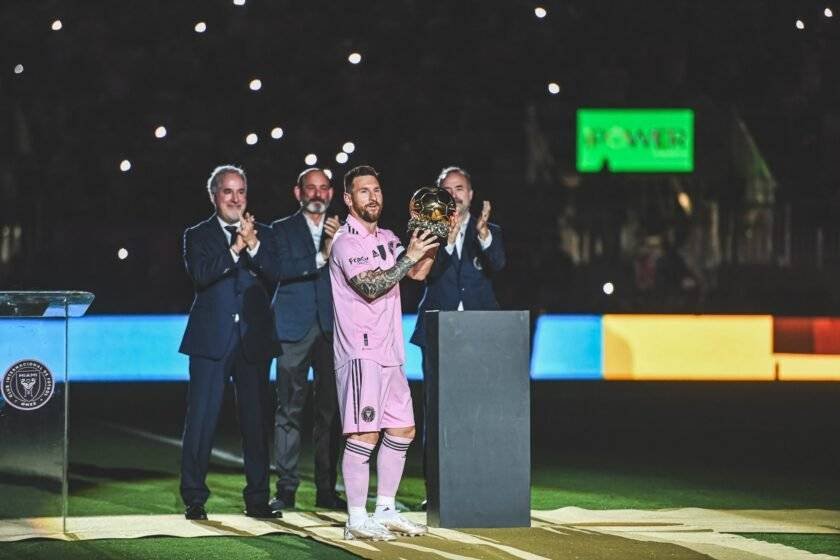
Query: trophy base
407 218 449 239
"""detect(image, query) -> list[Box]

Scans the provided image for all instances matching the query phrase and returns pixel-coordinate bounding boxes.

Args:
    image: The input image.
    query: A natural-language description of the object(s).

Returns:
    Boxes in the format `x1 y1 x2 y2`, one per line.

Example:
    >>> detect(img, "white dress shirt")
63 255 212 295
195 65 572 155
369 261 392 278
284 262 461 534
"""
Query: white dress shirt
304 214 328 268
444 215 493 310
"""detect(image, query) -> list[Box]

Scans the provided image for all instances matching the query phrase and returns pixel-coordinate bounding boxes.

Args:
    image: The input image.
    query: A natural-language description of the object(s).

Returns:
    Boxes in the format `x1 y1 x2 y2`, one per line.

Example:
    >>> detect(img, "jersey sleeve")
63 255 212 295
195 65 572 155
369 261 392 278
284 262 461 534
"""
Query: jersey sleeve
332 233 376 280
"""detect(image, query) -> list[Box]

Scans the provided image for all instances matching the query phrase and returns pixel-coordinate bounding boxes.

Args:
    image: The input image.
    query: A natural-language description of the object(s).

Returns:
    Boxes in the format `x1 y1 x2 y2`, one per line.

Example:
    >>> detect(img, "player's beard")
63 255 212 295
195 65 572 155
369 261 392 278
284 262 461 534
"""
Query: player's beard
355 201 381 223
302 196 327 214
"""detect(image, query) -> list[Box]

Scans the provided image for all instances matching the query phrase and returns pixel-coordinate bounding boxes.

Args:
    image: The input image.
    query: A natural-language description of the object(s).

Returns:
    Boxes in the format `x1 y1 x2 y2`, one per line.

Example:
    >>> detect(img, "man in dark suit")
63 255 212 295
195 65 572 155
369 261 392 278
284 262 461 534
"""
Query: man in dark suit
410 166 506 505
268 168 346 511
179 165 282 520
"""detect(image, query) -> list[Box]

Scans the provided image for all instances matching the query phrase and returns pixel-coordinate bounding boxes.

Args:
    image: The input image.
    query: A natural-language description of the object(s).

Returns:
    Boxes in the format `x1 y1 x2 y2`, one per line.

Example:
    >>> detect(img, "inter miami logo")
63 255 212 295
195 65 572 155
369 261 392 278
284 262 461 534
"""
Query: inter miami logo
2 360 55 411
361 406 376 422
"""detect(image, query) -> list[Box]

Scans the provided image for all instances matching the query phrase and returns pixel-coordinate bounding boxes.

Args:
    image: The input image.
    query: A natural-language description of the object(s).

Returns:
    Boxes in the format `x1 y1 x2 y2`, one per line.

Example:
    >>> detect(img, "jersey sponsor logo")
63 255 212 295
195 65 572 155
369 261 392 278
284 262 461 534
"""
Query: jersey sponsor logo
349 255 369 265
361 406 376 422
2 360 55 412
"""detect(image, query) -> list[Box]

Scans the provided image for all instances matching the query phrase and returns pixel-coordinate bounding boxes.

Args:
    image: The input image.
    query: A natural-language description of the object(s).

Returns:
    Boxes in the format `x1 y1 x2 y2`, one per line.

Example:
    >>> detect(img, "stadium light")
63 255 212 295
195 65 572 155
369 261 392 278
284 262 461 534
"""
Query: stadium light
117 248 129 260
796 19 805 29
603 282 614 295
348 52 362 64
324 169 333 179
245 133 258 145
548 82 561 95
13 64 23 75
194 22 207 33
270 127 283 139
154 126 167 138
51 20 63 31
336 152 349 164
119 159 132 172
535 7 547 18
304 153 317 165
342 141 356 153
249 79 262 91
826 8 834 17
233 0 246 6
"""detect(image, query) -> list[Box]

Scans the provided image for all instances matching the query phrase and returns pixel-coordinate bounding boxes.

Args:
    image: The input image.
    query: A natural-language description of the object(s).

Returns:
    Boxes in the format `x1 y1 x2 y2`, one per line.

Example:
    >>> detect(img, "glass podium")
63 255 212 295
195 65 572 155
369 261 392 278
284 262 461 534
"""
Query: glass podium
0 291 94 531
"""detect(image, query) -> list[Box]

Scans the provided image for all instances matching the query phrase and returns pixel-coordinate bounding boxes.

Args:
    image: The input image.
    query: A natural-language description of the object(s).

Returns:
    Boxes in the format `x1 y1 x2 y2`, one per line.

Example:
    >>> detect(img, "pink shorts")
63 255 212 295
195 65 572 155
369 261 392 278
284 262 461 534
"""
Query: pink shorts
335 359 415 434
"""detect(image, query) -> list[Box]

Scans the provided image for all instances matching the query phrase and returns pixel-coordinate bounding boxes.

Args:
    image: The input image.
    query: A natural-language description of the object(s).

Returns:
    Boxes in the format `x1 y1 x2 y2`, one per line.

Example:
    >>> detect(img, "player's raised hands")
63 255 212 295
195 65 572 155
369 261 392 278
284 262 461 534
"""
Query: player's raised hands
476 200 491 241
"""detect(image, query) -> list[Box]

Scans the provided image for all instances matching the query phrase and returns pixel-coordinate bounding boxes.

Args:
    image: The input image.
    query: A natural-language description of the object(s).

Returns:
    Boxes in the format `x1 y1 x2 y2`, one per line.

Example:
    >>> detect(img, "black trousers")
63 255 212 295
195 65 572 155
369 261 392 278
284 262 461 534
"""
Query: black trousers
274 324 341 495
180 333 271 508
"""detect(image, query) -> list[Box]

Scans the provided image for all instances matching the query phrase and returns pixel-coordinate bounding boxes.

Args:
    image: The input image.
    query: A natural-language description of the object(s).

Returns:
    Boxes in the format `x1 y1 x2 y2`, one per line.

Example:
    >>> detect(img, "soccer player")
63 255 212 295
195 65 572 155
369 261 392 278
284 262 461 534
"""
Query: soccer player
329 165 438 540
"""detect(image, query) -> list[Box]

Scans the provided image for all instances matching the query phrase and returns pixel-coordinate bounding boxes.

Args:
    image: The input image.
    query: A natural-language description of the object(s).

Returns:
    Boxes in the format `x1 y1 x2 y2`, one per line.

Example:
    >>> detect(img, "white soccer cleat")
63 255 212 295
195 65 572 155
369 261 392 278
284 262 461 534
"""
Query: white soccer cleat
374 511 428 537
344 517 397 541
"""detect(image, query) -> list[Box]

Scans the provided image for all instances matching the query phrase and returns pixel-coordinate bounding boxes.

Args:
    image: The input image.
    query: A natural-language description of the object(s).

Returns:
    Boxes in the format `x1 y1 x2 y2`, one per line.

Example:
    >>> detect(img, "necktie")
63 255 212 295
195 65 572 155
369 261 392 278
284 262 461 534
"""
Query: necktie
225 225 238 248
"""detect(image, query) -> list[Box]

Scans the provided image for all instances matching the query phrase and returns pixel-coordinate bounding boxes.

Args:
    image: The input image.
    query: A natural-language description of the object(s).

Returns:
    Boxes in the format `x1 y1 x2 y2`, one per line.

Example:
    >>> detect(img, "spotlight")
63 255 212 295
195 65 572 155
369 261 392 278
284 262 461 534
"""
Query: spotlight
51 20 63 31
249 78 262 91
348 52 362 65
826 8 834 17
270 127 284 139
119 159 132 172
246 133 258 145
535 7 547 18
117 248 129 260
233 0 246 5
796 19 805 29
324 169 333 180
603 282 614 295
194 21 207 33
342 141 356 153
547 82 561 95
13 64 23 75
336 152 349 164
304 153 318 165
154 126 167 138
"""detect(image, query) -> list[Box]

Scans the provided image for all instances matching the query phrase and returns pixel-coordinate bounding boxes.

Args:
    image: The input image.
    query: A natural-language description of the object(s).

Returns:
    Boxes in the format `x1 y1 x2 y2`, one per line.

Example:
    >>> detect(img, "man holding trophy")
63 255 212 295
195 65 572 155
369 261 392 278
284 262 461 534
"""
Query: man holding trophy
328 165 447 541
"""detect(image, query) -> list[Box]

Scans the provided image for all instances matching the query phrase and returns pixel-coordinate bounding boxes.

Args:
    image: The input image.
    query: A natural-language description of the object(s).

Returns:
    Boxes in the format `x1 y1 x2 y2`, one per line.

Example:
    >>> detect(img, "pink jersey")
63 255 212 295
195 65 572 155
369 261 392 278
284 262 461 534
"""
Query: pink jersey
330 214 406 369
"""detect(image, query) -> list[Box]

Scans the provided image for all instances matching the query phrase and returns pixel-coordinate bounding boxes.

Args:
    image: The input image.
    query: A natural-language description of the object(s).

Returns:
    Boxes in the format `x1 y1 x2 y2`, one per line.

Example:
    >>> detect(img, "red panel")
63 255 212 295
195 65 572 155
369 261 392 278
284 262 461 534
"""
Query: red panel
813 318 840 355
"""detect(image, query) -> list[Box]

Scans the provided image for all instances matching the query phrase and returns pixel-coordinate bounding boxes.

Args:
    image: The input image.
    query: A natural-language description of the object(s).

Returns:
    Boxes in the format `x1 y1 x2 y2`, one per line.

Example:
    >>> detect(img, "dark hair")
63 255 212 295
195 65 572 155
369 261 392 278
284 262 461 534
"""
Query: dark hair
435 165 471 189
296 167 330 188
344 165 379 192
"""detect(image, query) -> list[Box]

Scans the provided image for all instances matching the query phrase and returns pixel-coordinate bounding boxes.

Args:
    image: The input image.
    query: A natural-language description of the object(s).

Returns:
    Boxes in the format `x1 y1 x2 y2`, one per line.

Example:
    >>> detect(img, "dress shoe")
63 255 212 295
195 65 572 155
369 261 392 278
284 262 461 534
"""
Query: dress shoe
244 504 283 519
268 488 295 511
184 504 207 520
315 490 348 510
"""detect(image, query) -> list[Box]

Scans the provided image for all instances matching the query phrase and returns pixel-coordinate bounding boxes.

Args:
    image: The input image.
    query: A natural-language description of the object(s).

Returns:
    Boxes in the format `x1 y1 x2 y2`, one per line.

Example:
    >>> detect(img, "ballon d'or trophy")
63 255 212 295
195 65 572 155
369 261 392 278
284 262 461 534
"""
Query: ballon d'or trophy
407 186 456 239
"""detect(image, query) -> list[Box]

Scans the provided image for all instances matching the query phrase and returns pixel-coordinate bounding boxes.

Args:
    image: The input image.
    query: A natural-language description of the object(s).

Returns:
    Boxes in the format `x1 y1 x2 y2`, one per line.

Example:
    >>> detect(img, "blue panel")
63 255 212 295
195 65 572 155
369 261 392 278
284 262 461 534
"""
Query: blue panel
0 318 67 384
530 315 603 380
68 315 190 381
57 314 425 383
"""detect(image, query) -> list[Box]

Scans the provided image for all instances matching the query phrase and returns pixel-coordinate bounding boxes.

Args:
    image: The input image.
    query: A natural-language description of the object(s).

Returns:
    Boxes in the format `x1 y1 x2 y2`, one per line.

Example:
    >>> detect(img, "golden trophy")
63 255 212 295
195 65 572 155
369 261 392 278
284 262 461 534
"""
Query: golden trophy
407 186 456 239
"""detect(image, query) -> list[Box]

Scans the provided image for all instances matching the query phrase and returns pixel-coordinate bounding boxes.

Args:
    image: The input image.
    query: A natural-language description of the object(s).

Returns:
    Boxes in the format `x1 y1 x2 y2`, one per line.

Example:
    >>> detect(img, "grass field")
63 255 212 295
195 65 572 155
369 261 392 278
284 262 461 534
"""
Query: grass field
2 381 839 558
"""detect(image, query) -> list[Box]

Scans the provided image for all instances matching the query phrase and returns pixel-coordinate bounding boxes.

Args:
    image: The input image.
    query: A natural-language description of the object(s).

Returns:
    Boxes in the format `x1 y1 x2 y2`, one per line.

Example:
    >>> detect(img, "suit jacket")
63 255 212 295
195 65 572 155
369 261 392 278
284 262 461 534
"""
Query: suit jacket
179 215 282 362
410 215 506 348
269 211 333 342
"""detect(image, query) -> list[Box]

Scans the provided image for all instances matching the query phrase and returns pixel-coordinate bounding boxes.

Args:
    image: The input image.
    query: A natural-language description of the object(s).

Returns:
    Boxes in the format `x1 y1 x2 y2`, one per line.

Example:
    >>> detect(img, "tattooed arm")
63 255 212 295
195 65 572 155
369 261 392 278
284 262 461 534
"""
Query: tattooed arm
349 254 418 300
347 229 440 301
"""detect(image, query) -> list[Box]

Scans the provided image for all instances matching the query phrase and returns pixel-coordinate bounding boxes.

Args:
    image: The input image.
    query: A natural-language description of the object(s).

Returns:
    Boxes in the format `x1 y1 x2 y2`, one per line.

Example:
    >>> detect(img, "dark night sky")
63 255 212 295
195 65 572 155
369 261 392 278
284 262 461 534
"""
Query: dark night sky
2 1 840 314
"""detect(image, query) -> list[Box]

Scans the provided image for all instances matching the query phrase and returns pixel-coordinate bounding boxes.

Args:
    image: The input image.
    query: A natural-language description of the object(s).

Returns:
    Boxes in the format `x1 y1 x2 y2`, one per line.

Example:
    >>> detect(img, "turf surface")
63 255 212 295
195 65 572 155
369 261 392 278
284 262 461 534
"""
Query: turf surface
1 381 838 558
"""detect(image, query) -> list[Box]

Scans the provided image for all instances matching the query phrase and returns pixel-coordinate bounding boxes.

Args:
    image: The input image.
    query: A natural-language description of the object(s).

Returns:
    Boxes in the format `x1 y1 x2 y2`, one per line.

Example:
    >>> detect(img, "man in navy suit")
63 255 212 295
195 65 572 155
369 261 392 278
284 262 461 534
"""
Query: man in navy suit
179 165 282 520
410 166 506 505
268 168 346 511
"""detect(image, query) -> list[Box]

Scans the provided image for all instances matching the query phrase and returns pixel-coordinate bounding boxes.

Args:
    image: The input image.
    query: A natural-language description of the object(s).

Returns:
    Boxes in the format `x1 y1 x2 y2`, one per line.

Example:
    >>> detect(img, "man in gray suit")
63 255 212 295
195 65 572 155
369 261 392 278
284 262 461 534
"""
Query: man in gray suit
269 168 346 510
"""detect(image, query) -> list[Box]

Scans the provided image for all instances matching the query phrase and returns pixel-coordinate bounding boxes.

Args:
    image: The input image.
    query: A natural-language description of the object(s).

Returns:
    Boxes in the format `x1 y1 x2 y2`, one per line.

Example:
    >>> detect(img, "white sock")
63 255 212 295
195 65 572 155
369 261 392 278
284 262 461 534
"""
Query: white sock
348 506 368 526
374 496 396 515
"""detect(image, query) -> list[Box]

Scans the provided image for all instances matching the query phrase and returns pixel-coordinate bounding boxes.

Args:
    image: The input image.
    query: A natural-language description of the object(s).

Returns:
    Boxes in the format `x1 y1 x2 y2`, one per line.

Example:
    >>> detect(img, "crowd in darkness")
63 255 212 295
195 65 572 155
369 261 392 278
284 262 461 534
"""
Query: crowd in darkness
3 1 840 315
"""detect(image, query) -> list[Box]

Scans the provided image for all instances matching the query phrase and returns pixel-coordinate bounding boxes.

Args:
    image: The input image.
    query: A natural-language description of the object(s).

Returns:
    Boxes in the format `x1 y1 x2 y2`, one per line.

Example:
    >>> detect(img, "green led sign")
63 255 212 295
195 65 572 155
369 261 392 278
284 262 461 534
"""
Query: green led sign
577 109 694 173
